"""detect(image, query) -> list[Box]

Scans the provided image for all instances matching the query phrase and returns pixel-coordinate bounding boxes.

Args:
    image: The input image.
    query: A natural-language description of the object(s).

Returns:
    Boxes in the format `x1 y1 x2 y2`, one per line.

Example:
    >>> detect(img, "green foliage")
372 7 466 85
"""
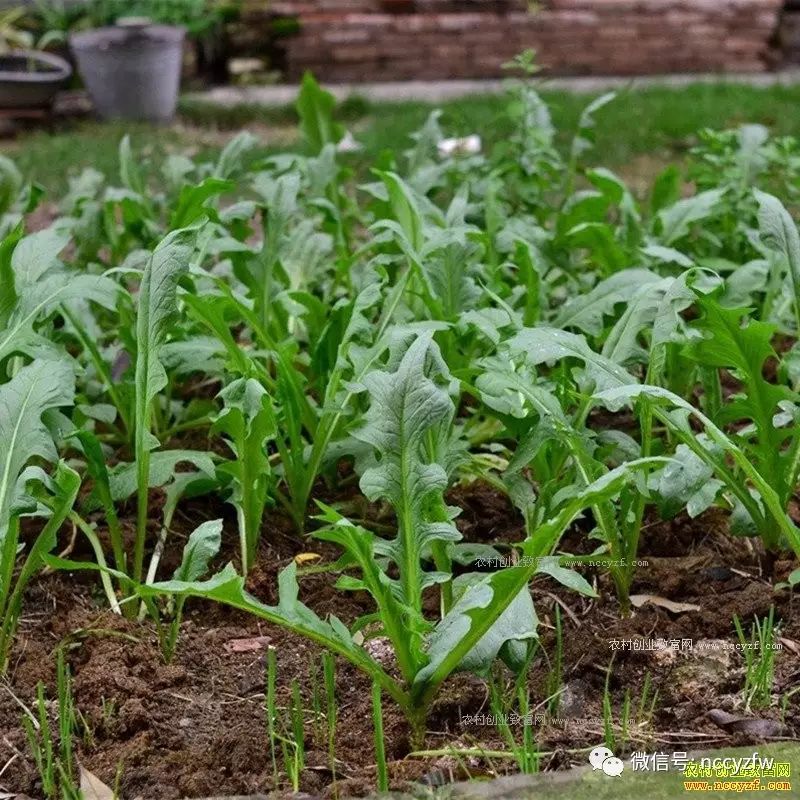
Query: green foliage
296 73 344 155
0 360 77 668
0 154 22 214
139 461 653 739
687 294 796 533
61 0 228 36
2 68 800 763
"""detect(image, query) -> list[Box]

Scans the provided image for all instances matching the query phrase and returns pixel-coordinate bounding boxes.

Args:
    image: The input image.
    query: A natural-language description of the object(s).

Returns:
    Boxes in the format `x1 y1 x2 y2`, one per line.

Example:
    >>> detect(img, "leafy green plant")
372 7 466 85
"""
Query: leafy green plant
73 0 227 36
0 225 119 369
157 518 223 661
296 72 344 155
476 325 666 611
139 449 655 746
212 377 276 574
0 155 23 222
3 58 800 795
0 7 34 52
595 306 800 572
0 360 78 669
133 229 195 584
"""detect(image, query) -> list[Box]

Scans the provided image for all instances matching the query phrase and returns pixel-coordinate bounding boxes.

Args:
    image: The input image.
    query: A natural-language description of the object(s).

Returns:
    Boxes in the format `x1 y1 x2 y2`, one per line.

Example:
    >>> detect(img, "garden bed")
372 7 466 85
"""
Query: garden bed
0 72 799 800
1 489 797 798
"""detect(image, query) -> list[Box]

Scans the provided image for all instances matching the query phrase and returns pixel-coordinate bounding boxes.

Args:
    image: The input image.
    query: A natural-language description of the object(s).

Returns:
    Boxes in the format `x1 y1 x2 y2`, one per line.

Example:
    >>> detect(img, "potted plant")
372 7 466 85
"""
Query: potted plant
0 7 72 110
66 0 226 122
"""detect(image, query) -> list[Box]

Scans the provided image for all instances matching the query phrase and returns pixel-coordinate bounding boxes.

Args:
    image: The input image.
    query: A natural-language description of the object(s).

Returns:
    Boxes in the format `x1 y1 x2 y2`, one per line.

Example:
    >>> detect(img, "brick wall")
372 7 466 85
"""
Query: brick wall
231 0 785 82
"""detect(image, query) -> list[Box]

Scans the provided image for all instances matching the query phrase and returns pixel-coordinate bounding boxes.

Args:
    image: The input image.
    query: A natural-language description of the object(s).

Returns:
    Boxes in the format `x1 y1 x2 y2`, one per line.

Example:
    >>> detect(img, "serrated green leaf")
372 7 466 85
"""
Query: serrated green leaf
0 227 119 363
140 560 407 707
354 333 461 642
109 450 216 501
656 189 724 245
687 294 794 501
213 377 276 572
507 326 634 393
553 268 660 336
134 229 195 453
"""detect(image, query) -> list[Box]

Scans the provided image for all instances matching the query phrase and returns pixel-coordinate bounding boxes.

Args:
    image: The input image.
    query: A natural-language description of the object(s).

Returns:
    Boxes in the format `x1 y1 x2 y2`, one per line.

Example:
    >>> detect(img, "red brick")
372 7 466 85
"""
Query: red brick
246 0 783 82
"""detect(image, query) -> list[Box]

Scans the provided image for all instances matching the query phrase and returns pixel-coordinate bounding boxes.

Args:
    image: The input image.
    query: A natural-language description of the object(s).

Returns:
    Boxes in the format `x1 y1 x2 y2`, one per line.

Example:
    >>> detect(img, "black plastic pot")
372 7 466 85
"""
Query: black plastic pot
0 50 72 109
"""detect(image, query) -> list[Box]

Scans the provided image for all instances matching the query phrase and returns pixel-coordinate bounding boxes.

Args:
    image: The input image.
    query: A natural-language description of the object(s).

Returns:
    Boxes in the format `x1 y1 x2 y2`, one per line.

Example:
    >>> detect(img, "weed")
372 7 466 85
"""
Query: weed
733 606 779 710
22 650 80 800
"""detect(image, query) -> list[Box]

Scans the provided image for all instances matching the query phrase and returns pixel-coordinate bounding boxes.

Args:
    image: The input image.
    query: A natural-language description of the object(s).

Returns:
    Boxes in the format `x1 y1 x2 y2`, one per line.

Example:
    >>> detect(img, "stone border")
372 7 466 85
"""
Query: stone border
187 68 800 109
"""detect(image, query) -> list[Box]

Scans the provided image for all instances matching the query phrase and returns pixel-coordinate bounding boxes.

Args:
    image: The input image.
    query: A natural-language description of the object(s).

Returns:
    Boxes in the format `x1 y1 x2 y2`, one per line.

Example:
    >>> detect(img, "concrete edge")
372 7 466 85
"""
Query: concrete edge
184 70 800 109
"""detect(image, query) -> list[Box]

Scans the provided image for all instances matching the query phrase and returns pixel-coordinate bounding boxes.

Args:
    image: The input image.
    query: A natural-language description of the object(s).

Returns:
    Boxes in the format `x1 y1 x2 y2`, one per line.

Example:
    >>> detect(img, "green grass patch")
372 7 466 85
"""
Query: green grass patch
9 80 800 197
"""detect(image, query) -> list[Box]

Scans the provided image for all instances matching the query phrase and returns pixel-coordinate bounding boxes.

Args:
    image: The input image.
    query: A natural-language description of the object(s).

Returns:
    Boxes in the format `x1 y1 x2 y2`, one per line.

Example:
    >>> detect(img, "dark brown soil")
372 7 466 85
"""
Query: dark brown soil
1 487 798 800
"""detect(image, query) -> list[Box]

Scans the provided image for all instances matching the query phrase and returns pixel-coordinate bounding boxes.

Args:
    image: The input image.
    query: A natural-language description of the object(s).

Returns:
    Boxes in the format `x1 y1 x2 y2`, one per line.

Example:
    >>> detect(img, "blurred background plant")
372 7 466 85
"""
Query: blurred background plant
10 0 243 84
0 7 33 52
28 0 240 36
0 5 65 52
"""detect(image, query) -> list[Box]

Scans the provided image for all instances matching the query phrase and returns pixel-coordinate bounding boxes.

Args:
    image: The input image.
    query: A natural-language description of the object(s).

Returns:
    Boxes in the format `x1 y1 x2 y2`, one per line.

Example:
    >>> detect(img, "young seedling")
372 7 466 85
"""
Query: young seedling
546 605 563 716
602 659 616 753
322 651 338 786
586 288 800 577
263 651 307 792
488 667 540 775
266 646 279 782
288 679 307 782
212 377 276 574
733 606 778 710
22 650 80 800
620 672 659 749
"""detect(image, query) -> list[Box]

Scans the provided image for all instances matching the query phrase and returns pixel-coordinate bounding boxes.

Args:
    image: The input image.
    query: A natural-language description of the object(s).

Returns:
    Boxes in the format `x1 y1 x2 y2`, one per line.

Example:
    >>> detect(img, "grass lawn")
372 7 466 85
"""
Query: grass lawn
7 80 800 196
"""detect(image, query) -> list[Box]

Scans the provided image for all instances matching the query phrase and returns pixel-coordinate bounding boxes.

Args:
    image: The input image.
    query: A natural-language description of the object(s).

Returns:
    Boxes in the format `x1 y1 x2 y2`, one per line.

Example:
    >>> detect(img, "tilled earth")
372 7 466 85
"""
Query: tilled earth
0 485 798 799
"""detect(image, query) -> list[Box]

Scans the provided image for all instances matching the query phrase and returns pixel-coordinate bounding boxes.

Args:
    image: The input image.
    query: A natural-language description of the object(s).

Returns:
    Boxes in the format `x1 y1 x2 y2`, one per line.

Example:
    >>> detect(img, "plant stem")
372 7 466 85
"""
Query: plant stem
322 652 337 788
372 681 389 792
68 512 122 615
266 647 279 782
61 305 132 439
